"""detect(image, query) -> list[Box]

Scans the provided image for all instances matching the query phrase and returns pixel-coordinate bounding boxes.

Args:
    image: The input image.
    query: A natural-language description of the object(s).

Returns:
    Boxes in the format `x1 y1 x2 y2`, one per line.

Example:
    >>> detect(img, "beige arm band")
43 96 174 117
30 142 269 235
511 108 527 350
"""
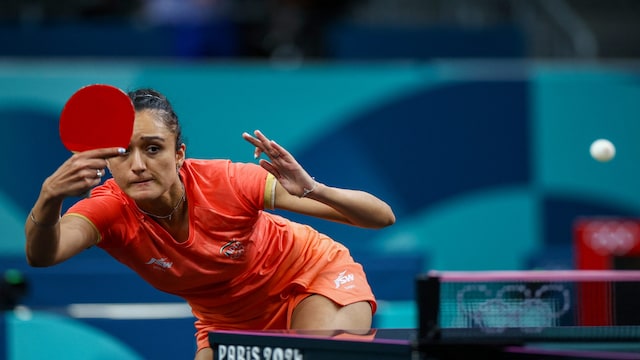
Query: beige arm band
264 173 277 210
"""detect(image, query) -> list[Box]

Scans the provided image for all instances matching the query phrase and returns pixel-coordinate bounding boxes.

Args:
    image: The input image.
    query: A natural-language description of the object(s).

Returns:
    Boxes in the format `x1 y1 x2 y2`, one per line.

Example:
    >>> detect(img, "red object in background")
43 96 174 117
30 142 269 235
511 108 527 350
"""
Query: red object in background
574 218 640 326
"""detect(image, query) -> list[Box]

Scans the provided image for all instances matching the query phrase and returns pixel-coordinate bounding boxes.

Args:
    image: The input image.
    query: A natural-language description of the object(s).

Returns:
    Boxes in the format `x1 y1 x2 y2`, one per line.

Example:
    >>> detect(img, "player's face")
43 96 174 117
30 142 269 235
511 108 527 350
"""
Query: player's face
107 109 185 203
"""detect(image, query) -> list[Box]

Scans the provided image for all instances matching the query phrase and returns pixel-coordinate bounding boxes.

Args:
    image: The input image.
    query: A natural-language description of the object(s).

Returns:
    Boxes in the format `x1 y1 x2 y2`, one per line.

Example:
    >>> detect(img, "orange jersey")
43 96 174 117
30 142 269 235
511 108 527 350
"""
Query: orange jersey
66 159 375 349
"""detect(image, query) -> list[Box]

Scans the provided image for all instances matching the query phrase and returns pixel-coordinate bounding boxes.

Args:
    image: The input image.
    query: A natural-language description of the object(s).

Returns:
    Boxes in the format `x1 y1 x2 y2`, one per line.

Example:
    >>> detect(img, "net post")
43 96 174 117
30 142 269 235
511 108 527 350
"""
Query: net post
416 271 441 345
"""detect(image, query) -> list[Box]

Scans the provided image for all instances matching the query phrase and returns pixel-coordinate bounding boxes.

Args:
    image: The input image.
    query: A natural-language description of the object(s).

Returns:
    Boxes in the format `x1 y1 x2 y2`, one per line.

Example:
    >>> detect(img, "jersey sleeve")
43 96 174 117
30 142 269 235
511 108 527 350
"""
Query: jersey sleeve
65 180 136 247
226 161 274 211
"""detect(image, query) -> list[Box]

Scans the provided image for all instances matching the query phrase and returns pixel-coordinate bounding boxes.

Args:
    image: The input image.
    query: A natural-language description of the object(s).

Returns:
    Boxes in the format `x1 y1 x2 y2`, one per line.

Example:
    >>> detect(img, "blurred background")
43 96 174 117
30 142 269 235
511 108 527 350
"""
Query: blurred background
1 0 640 358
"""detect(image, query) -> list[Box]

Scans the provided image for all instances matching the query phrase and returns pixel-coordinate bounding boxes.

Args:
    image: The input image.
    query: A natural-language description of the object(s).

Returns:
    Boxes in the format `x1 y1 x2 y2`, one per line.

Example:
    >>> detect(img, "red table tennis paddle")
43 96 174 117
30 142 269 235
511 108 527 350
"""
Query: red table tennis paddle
59 84 135 152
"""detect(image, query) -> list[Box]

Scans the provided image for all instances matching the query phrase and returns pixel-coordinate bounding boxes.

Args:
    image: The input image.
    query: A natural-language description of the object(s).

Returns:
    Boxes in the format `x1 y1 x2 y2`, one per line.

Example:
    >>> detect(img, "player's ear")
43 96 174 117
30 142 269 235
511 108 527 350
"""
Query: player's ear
176 143 186 170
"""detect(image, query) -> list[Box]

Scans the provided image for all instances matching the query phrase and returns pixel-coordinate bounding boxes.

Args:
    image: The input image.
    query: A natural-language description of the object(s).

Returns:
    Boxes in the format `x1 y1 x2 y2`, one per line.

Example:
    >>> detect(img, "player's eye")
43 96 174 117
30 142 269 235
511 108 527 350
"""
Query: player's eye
147 145 161 154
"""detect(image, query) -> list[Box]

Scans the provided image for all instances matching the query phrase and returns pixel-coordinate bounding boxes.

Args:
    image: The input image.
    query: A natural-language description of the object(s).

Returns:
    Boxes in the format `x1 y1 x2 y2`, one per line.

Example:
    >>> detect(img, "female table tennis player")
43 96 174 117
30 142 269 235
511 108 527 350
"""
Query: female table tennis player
25 88 396 359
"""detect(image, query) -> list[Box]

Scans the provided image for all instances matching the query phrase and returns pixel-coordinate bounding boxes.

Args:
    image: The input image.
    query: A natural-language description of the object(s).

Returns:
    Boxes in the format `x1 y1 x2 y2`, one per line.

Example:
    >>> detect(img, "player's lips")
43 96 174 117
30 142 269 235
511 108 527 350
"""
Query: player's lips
131 179 153 185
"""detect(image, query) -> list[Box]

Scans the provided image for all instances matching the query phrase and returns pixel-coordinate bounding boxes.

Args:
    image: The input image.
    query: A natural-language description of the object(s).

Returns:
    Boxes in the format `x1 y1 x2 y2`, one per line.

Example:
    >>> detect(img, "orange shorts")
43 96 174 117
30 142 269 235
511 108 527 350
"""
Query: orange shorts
194 255 376 352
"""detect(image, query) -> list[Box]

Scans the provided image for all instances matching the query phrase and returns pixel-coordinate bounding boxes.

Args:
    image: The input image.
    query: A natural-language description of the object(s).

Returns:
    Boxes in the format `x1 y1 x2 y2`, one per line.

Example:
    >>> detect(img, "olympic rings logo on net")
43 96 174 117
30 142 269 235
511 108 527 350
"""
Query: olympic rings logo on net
456 283 571 333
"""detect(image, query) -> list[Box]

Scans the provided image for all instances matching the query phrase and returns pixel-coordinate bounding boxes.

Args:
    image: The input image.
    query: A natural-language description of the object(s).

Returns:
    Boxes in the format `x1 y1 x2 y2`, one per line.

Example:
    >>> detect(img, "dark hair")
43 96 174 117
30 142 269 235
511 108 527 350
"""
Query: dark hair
128 88 184 150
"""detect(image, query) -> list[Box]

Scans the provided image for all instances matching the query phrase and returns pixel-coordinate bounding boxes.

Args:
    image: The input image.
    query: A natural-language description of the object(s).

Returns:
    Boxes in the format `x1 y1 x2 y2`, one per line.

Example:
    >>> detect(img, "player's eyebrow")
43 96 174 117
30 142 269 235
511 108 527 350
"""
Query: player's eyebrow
138 135 166 142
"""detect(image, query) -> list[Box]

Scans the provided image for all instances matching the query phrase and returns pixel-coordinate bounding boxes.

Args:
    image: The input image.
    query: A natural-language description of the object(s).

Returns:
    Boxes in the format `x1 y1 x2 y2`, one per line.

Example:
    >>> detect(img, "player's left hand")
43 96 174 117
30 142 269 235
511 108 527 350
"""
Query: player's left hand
242 130 316 197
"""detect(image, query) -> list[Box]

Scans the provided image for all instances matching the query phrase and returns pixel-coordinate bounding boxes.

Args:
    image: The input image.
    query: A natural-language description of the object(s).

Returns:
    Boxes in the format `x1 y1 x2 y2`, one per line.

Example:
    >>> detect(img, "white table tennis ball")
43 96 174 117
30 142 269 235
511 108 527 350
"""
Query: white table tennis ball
590 139 616 162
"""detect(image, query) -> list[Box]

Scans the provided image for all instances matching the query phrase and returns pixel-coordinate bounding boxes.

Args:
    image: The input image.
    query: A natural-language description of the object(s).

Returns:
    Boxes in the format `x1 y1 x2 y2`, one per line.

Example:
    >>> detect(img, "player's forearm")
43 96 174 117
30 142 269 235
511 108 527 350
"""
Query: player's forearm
25 222 63 267
24 196 64 267
307 183 396 229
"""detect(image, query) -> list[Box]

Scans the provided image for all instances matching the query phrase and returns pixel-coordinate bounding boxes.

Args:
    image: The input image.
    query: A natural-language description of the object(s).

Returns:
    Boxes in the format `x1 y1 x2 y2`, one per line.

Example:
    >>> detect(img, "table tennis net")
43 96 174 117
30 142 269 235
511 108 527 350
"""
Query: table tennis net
417 270 640 342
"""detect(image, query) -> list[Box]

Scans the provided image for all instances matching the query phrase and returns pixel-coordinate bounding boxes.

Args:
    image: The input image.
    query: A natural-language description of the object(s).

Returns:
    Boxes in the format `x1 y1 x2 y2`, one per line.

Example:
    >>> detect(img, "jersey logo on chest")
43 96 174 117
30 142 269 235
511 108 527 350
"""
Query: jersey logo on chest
145 257 173 270
220 240 245 260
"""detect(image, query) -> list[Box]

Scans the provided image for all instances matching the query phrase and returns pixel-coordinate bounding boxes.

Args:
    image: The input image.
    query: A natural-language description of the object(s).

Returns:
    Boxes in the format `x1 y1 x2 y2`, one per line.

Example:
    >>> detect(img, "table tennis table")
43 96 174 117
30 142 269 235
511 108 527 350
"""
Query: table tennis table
208 327 640 359
208 270 640 359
